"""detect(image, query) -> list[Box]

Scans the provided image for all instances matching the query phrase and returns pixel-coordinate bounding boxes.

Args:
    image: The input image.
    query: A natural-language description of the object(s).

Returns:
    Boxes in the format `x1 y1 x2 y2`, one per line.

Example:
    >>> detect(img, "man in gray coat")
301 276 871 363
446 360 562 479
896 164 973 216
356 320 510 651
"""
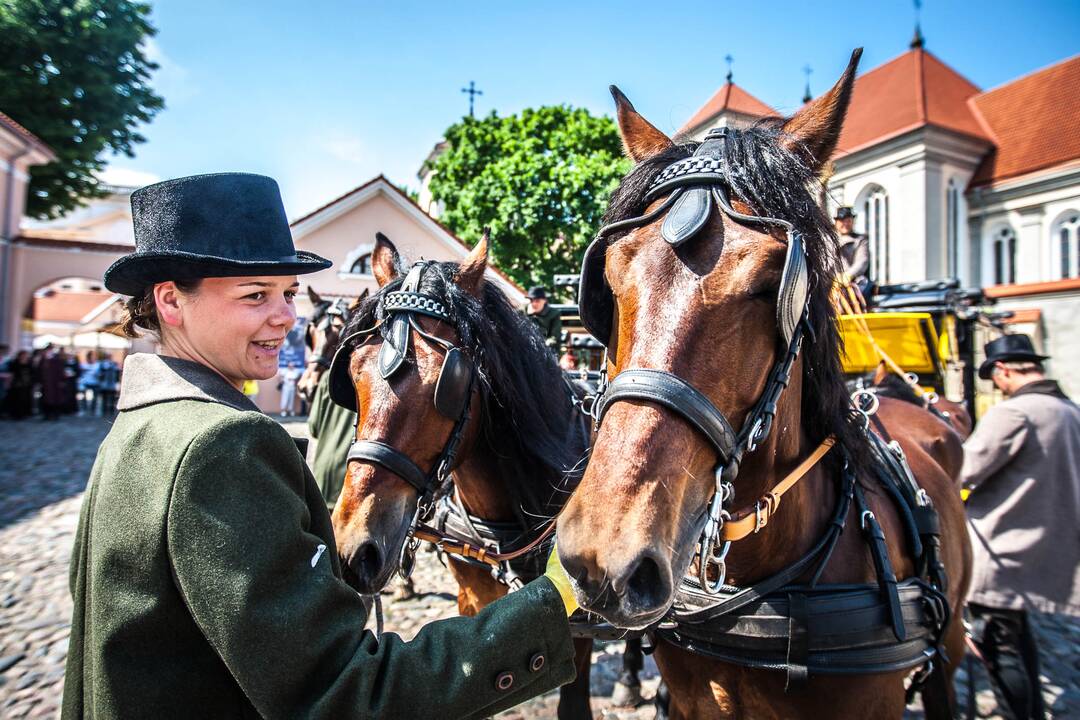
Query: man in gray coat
962 334 1080 719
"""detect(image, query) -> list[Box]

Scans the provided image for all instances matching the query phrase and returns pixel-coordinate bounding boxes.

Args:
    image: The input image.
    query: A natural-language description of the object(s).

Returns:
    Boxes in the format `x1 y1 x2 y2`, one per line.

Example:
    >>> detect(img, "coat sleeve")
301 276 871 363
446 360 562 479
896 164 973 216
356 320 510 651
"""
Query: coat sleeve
960 403 1029 493
167 413 575 720
845 237 870 280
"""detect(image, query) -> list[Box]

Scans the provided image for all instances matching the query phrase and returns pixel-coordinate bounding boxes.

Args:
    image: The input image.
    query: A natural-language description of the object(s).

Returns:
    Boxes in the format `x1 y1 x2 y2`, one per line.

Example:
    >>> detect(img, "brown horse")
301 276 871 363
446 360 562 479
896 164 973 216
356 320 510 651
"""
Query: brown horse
329 233 611 719
557 52 972 719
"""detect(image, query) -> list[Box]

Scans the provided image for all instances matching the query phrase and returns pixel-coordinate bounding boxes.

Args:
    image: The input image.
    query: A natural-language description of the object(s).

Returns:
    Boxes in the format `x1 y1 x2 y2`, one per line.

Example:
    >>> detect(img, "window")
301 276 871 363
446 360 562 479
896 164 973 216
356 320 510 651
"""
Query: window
946 181 960 278
350 253 372 276
859 186 889 283
1053 212 1080 279
991 226 1017 285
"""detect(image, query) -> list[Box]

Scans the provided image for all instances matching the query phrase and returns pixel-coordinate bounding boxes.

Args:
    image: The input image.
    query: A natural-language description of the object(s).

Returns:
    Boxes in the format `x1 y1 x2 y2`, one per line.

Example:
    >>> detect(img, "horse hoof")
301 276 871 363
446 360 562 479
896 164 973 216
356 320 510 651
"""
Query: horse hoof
611 681 644 708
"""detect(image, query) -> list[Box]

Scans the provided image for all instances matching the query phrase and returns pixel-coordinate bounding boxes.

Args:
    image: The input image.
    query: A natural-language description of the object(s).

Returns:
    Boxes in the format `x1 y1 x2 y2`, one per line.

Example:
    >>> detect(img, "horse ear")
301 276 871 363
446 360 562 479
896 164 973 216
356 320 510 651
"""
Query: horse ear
872 360 888 385
372 232 401 287
349 288 370 311
307 286 323 305
456 227 489 298
611 85 674 163
780 48 862 172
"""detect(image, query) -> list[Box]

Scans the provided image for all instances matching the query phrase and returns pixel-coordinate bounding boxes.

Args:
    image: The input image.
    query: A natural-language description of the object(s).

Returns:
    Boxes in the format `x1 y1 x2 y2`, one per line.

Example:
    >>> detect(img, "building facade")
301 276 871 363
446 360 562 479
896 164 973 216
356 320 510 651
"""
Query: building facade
682 45 1080 397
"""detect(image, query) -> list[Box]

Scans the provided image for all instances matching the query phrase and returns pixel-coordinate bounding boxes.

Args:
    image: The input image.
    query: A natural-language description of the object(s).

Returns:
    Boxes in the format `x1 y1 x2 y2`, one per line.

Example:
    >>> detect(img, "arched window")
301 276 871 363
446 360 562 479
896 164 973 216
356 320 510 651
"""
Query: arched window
858 186 889 283
1052 212 1080 279
991 226 1017 285
946 180 960 278
350 253 372 276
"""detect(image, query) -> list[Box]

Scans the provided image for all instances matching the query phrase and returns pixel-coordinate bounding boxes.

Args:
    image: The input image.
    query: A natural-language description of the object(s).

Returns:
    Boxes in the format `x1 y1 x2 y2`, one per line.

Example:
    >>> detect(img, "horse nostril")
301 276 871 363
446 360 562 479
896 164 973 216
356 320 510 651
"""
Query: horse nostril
354 541 383 584
624 554 667 611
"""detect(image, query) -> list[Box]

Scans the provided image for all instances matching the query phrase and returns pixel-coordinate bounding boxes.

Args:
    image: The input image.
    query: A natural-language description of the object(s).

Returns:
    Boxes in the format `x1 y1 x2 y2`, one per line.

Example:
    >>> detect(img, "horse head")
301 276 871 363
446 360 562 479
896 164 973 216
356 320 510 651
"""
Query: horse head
558 51 862 628
298 288 365 402
330 232 490 593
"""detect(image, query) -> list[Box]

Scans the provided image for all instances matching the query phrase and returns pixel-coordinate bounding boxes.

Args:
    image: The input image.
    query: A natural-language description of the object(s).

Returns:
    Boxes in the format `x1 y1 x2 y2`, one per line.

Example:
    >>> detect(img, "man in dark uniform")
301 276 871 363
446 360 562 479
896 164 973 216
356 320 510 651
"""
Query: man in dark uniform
835 206 870 289
523 286 562 356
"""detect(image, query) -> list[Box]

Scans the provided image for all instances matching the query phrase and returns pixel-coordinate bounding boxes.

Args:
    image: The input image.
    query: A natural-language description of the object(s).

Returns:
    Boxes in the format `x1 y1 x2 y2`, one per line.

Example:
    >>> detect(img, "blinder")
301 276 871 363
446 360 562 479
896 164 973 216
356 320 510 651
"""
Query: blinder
434 347 474 419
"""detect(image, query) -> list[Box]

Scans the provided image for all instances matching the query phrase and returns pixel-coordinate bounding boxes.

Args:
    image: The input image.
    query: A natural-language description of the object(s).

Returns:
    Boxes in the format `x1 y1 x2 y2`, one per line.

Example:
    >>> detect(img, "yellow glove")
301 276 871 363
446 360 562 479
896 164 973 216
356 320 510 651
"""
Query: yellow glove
544 540 579 617
960 487 971 503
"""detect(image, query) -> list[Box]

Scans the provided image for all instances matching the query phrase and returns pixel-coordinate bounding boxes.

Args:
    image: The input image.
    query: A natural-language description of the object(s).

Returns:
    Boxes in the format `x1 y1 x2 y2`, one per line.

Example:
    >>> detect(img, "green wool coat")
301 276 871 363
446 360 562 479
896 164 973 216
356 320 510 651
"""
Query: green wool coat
523 303 562 355
307 371 356 509
62 353 575 719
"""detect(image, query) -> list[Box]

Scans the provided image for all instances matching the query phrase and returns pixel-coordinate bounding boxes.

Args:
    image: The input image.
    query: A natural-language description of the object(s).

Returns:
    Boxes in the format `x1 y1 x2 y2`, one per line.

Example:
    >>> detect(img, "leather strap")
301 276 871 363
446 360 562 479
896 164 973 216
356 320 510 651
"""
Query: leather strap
597 368 737 464
347 440 429 494
412 518 556 568
720 437 835 541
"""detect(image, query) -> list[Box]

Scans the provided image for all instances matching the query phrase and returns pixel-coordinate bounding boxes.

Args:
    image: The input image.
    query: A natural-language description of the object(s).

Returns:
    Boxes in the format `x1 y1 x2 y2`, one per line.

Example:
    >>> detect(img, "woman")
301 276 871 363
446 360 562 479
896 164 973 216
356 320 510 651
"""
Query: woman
3 350 33 419
63 173 578 719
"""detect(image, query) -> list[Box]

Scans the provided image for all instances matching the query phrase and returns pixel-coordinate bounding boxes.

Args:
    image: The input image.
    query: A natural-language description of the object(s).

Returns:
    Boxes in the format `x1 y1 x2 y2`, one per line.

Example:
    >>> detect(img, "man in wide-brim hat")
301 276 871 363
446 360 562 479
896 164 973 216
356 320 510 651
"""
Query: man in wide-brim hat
522 285 562 356
833 206 869 288
962 333 1080 719
63 172 579 719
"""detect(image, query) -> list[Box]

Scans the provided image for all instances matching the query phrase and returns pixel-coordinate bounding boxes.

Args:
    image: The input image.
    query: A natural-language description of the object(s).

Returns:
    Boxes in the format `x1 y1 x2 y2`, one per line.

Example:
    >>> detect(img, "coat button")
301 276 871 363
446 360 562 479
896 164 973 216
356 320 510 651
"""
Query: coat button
495 671 514 691
529 653 545 672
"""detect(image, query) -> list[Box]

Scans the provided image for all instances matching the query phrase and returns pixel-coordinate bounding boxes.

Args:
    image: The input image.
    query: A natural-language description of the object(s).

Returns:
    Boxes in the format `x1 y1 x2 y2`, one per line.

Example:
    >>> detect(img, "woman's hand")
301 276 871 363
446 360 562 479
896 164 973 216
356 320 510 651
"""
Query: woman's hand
544 540 579 617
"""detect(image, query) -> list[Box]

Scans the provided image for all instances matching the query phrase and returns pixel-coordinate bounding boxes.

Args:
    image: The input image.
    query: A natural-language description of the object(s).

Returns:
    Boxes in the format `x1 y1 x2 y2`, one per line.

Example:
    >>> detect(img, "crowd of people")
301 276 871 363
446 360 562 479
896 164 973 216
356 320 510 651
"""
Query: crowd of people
0 344 121 421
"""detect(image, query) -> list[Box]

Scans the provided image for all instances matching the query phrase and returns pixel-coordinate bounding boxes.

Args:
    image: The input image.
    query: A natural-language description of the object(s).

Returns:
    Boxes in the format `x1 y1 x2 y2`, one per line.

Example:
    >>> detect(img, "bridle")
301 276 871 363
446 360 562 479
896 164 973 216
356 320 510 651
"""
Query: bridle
327 261 477 574
305 298 349 371
578 127 820 594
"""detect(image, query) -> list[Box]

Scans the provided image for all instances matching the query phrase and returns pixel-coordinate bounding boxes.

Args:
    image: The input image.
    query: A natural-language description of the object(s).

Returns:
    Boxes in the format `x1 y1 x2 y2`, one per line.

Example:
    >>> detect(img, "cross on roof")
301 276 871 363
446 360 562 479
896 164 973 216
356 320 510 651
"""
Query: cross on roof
725 55 734 83
461 81 483 118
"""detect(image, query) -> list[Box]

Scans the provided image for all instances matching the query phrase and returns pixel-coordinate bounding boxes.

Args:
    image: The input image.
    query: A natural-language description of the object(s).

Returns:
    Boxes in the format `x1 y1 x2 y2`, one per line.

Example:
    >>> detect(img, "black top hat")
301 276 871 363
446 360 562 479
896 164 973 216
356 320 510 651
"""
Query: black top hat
978 334 1049 380
834 206 855 220
103 173 331 296
527 286 548 300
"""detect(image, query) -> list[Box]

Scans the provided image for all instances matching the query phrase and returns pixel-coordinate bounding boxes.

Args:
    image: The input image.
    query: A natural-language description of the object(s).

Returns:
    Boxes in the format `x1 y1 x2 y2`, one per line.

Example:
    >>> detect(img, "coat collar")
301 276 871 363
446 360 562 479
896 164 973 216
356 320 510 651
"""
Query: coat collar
117 353 259 413
1011 379 1071 402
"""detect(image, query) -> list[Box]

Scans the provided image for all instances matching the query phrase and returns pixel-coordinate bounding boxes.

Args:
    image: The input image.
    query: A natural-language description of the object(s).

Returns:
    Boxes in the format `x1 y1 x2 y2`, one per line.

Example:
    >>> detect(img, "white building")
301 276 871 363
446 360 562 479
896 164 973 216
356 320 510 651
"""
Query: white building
682 43 1080 396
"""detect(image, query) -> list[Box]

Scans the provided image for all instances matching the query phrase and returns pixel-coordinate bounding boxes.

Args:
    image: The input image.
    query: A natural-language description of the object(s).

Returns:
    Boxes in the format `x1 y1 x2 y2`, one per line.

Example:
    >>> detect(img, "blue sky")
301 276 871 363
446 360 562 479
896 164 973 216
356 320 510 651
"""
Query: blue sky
104 0 1080 219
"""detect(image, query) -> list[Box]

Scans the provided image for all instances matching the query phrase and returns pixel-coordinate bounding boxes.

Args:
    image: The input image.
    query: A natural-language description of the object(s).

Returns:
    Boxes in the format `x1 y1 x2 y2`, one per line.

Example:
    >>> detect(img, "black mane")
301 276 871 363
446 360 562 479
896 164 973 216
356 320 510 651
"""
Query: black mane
603 120 866 463
342 262 587 527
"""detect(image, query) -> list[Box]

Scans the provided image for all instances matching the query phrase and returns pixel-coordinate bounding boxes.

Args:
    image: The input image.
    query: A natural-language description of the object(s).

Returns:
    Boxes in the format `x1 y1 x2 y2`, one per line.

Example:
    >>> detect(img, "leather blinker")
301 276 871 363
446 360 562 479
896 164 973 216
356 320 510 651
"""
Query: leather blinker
661 187 713 247
377 263 425 380
433 347 474 419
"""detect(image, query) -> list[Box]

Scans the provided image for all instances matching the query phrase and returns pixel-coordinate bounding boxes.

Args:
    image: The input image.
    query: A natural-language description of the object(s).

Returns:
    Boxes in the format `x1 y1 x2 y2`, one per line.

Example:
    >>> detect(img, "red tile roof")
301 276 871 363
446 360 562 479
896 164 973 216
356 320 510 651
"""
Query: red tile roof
679 82 776 135
968 54 1080 187
835 48 990 156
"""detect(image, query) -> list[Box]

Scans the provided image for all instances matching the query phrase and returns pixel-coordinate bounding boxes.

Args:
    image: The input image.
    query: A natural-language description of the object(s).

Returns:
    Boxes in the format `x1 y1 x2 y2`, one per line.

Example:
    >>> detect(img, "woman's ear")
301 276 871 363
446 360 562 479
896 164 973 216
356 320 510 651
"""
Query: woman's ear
154 282 185 328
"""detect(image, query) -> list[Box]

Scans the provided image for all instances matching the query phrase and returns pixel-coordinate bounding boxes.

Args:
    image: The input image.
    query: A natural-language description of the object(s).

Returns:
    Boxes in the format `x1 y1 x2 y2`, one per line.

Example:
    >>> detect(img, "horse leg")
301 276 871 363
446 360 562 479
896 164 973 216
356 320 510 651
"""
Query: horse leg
611 637 645 707
557 638 593 720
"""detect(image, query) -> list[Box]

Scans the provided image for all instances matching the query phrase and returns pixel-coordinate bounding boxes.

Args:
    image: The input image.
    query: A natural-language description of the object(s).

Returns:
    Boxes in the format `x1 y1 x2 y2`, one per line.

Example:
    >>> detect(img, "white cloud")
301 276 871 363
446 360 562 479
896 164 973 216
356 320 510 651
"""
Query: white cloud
97 166 161 189
143 38 199 105
319 132 370 166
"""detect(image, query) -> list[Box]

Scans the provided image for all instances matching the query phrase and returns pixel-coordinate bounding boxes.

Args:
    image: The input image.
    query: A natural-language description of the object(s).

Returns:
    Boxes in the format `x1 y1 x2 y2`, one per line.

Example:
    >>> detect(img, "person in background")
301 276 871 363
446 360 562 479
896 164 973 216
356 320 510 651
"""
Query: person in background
78 351 99 415
834 206 869 289
0 343 11 413
961 334 1080 720
306 370 354 511
62 349 80 414
40 345 66 421
278 360 302 417
3 350 34 420
95 354 121 416
522 286 562 356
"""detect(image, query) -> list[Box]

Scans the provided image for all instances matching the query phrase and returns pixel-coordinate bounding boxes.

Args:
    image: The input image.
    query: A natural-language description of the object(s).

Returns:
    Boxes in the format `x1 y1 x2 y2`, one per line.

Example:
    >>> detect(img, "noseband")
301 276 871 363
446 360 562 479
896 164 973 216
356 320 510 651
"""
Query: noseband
327 262 477 573
580 127 813 594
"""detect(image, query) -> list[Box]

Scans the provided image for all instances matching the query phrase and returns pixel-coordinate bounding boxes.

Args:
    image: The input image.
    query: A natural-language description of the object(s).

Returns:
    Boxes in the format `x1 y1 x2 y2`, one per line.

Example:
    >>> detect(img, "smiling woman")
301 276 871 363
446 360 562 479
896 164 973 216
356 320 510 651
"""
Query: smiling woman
63 172 578 720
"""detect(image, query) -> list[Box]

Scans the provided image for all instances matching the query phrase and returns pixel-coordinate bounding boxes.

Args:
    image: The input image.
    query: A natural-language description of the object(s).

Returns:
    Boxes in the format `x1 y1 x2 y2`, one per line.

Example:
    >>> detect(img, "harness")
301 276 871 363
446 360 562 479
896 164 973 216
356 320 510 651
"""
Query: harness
578 127 951 693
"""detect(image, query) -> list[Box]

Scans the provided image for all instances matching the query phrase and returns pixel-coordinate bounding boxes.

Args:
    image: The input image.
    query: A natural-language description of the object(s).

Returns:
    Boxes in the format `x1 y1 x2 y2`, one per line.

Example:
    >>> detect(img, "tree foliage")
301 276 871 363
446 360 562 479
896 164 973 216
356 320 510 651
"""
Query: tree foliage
428 106 630 295
0 0 164 218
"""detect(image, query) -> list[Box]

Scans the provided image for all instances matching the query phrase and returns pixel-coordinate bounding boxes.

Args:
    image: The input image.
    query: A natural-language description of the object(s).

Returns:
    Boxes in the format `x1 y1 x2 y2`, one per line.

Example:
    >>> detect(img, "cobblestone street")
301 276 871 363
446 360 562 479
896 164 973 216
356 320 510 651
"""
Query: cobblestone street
1 414 1077 718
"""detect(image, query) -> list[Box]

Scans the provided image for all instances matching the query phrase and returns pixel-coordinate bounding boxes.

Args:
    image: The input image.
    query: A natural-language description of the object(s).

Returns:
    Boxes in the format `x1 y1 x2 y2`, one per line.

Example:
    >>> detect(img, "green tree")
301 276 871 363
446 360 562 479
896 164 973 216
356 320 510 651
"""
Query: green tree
428 106 630 294
0 0 164 218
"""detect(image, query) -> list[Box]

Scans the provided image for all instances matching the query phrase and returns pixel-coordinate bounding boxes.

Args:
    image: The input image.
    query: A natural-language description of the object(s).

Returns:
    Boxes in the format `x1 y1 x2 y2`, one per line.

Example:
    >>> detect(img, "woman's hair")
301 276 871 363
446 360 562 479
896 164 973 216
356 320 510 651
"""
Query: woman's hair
117 279 202 338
